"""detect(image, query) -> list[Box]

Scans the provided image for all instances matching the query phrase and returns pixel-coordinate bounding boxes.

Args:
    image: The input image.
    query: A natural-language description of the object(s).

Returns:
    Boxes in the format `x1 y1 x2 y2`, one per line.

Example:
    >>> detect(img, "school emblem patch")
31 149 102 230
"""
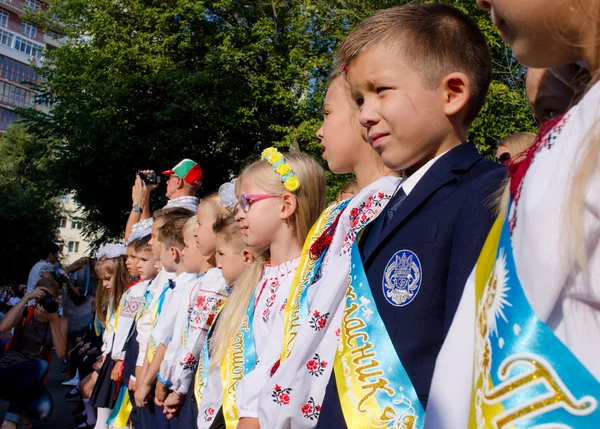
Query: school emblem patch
382 249 422 307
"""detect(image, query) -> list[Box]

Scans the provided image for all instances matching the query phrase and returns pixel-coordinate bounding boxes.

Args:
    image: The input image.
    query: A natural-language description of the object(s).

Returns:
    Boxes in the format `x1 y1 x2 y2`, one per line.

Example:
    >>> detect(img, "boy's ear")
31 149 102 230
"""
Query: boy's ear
441 72 470 118
280 192 297 220
242 249 255 267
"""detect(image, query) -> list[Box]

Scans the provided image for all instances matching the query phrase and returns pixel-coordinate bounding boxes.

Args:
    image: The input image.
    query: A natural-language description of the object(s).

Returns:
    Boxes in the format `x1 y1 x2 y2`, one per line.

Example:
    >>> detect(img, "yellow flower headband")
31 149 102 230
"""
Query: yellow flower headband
260 147 301 192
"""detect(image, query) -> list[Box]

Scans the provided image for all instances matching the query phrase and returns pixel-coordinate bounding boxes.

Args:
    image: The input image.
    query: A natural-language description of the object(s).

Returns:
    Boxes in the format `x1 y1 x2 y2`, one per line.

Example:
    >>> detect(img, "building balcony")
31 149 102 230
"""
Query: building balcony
0 0 43 18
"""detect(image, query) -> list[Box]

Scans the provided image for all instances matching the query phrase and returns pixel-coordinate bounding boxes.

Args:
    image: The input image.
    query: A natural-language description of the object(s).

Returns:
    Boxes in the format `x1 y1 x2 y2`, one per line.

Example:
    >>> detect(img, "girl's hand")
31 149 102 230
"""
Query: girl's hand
128 377 137 392
237 417 260 429
154 381 169 403
111 360 123 381
163 392 184 419
93 355 105 370
135 382 151 408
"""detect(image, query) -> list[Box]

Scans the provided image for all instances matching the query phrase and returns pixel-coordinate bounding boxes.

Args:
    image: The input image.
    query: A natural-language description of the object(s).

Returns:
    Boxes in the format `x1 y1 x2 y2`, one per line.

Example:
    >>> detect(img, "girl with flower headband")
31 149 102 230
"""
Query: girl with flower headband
76 244 127 429
258 66 403 428
195 150 326 429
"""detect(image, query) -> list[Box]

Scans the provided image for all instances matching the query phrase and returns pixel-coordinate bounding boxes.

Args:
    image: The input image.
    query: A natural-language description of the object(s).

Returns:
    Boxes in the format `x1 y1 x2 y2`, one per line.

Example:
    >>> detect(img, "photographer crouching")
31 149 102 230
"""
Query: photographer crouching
0 278 68 429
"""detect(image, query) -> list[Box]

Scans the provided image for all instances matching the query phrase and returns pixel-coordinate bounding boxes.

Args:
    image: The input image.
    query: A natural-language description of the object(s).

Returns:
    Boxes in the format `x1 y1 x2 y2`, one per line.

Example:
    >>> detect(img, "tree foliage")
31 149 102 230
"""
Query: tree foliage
0 123 61 283
20 0 537 238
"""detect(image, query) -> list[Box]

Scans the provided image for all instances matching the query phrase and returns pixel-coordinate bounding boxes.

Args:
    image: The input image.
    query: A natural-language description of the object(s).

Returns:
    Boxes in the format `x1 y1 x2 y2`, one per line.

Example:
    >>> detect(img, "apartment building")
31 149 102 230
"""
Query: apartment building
0 0 58 131
58 193 92 265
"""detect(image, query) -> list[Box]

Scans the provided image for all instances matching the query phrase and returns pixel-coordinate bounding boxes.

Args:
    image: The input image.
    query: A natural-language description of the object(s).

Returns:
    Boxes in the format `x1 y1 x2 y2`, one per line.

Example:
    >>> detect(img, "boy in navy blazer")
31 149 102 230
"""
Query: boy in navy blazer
317 4 506 426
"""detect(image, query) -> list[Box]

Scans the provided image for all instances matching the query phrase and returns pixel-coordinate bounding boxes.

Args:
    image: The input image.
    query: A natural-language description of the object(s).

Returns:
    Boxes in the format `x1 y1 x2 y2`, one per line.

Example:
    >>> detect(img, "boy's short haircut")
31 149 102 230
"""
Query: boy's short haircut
133 234 152 253
152 207 194 221
336 3 492 125
213 213 245 252
158 217 188 250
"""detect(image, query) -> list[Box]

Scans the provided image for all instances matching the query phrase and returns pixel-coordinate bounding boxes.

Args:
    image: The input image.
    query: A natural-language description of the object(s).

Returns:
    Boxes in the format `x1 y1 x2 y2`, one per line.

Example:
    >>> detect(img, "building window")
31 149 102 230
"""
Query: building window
0 11 8 28
0 29 13 48
67 241 80 253
71 219 83 230
14 36 43 59
20 22 37 39
0 107 18 130
24 0 40 11
60 218 67 228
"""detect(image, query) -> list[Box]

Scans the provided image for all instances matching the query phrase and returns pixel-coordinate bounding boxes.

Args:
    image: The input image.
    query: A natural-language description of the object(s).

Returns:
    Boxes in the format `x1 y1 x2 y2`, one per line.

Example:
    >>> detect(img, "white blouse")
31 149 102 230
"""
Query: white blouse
425 81 600 428
159 268 227 394
111 280 148 361
197 257 300 427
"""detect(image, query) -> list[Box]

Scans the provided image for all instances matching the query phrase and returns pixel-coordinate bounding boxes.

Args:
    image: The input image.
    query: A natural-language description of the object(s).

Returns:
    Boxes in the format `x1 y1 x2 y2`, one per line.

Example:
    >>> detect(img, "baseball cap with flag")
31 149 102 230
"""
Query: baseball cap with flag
162 159 203 188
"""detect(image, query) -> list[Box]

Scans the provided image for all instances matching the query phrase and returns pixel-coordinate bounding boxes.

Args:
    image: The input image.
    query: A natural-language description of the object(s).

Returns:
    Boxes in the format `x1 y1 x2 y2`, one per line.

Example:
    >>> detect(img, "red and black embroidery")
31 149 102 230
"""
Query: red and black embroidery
342 192 392 254
203 407 216 422
309 310 329 331
309 208 346 261
180 352 198 371
301 397 321 420
305 353 328 377
272 384 292 406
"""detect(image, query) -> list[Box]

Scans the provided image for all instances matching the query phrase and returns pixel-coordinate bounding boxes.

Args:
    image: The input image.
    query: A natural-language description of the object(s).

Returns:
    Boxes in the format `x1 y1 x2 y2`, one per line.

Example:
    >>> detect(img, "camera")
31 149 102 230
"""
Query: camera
137 171 161 185
39 291 59 314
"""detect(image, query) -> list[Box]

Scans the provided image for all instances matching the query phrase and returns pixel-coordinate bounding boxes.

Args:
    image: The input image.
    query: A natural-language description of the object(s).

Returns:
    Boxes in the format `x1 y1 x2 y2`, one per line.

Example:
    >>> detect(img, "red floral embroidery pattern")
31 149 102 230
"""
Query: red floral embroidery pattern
181 352 197 371
203 407 216 422
309 207 347 261
301 397 321 420
272 384 292 406
309 310 329 331
305 353 328 377
342 191 392 255
262 278 281 322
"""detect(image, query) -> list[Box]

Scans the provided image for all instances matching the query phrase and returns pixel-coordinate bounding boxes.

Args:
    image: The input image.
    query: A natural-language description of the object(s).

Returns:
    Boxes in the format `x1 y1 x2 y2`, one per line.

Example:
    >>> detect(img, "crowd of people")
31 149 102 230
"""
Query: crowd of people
1 0 599 428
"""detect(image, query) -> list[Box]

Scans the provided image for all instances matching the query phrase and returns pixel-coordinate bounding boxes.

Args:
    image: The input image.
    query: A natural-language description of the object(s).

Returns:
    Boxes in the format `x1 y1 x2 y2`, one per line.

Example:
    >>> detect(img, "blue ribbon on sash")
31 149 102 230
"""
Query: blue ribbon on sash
333 241 425 428
470 210 600 428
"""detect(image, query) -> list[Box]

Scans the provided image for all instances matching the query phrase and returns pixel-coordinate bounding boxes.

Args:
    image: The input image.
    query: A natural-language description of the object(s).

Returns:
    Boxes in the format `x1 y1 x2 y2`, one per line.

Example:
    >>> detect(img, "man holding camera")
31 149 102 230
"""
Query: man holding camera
125 159 202 241
0 278 68 429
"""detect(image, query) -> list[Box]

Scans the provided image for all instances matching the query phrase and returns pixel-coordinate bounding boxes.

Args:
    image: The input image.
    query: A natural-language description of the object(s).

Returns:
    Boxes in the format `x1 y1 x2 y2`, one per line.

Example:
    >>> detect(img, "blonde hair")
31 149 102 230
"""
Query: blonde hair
94 256 128 327
209 151 326 367
183 215 197 238
209 250 269 367
497 132 536 161
236 152 327 244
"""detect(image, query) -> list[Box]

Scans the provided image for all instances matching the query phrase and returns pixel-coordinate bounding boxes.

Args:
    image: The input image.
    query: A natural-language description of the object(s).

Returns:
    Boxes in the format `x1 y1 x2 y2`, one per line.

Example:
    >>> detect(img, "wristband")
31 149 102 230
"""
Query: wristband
132 205 142 213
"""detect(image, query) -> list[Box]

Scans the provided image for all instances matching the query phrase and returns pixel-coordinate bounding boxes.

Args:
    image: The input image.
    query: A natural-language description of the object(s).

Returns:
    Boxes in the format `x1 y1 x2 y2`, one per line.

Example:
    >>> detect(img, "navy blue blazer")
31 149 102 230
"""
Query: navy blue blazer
316 143 506 428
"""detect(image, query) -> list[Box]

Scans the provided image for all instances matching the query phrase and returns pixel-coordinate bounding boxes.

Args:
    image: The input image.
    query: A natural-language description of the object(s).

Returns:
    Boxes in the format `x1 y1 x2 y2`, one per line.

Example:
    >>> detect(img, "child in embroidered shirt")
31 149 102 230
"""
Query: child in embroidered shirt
133 208 193 393
126 235 159 392
162 205 252 423
154 203 227 406
135 216 198 419
425 1 600 428
87 248 128 429
196 151 326 429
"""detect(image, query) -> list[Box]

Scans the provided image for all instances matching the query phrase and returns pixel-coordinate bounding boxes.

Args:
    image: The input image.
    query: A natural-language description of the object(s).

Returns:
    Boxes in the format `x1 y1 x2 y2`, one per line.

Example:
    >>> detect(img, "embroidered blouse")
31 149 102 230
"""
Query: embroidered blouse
111 280 148 361
159 268 228 394
236 257 300 418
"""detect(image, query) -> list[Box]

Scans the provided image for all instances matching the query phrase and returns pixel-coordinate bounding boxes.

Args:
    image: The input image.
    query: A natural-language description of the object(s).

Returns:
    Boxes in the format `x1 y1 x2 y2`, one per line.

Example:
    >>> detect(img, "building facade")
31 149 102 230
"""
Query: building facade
0 0 58 131
58 193 92 265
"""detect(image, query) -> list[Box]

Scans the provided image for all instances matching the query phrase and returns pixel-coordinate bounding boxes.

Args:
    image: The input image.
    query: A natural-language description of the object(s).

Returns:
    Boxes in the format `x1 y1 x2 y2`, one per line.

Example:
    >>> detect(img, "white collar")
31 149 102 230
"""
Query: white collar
401 148 452 195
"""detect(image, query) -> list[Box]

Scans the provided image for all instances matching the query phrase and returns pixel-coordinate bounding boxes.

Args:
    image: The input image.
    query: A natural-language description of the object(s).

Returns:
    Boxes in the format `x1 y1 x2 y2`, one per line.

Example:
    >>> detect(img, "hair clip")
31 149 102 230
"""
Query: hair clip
343 64 349 74
218 178 238 208
260 147 301 192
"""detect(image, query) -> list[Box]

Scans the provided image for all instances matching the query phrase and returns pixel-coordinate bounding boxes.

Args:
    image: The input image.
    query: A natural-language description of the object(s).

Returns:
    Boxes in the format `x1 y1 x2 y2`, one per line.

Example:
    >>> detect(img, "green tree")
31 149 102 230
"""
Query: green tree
22 0 536 237
0 123 61 283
